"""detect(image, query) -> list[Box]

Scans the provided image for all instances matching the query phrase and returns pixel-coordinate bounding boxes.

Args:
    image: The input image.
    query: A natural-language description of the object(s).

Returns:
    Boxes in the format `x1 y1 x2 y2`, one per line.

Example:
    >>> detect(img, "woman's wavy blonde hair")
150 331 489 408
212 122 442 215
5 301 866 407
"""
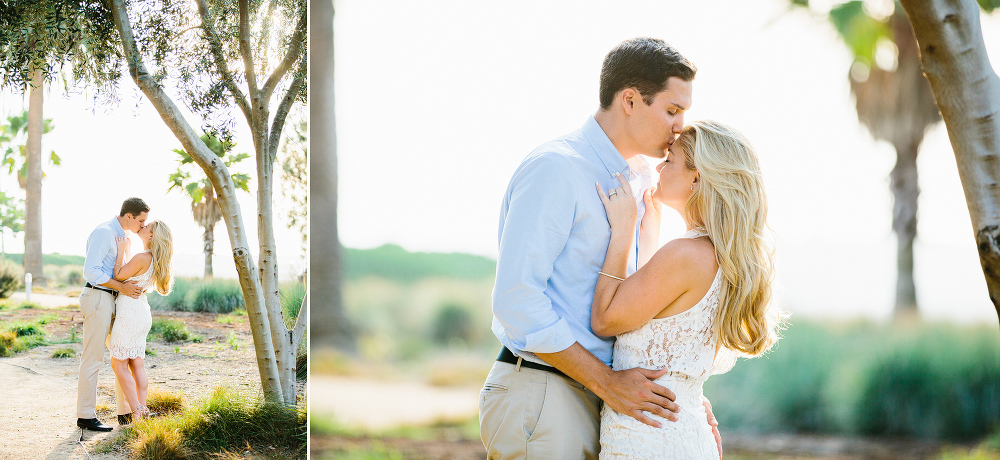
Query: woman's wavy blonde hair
673 120 783 356
147 221 174 295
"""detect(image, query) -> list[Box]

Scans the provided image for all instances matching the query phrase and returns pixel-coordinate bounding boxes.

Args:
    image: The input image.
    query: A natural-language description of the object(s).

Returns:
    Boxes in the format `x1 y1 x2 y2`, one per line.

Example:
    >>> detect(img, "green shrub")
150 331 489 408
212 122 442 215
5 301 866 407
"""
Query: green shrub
189 281 244 313
432 303 475 345
51 347 75 358
704 321 1000 442
8 322 44 337
0 259 23 299
66 269 83 286
150 319 195 343
856 325 1000 440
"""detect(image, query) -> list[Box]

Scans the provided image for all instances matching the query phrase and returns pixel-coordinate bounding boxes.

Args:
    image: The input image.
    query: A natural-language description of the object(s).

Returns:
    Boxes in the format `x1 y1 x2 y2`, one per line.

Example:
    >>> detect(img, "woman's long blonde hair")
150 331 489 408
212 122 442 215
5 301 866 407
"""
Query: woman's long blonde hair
147 221 174 295
674 120 782 355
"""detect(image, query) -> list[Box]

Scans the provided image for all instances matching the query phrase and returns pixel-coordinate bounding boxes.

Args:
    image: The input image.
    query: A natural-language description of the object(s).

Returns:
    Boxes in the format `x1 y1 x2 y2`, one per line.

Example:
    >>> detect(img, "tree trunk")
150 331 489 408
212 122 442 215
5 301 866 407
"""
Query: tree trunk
891 141 919 319
899 0 1000 327
24 68 44 287
310 0 356 351
203 222 214 279
107 0 284 402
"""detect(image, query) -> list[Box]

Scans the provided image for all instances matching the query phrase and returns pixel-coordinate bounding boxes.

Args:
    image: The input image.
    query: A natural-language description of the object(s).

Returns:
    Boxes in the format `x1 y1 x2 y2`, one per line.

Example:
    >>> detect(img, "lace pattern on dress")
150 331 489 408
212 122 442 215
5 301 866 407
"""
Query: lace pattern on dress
108 256 155 360
599 229 735 459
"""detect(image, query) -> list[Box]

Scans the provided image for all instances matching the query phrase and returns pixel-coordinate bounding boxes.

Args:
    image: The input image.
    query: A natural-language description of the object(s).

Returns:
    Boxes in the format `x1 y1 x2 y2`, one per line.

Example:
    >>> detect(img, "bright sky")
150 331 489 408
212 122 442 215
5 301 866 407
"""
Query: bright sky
0 81 307 281
335 0 1000 323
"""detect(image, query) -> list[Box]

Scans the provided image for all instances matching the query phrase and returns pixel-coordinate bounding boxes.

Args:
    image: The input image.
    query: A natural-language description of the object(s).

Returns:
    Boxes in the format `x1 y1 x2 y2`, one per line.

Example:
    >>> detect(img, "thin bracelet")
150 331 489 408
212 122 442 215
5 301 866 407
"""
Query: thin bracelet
599 271 625 282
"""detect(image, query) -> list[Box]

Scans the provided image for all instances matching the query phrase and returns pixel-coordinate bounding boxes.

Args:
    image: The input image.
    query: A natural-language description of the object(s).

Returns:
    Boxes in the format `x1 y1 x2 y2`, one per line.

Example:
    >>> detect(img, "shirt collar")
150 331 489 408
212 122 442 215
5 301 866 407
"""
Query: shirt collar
111 216 126 236
582 116 630 179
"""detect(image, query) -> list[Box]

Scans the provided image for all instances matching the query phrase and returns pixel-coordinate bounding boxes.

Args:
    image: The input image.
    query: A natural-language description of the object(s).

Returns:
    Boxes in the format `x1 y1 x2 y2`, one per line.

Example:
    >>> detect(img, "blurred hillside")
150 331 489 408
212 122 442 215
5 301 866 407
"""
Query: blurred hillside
345 244 495 282
1 253 84 267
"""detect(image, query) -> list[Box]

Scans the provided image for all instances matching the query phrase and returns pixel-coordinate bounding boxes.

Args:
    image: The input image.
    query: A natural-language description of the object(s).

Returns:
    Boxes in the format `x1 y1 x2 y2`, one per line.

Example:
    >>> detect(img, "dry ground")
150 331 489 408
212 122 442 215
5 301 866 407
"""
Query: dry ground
0 303 266 460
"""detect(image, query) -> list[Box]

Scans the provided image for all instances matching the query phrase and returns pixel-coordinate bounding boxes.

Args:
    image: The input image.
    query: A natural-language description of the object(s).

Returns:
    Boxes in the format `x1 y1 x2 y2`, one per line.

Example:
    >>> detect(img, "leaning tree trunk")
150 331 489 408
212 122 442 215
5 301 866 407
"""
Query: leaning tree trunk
107 0 284 403
890 140 919 319
899 0 1000 327
310 0 356 351
24 68 44 287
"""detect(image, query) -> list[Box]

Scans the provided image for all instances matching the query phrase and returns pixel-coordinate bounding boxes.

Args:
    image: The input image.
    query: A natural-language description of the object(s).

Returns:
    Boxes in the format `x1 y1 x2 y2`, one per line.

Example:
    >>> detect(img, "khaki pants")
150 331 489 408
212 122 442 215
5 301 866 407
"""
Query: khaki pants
479 361 602 460
76 288 128 419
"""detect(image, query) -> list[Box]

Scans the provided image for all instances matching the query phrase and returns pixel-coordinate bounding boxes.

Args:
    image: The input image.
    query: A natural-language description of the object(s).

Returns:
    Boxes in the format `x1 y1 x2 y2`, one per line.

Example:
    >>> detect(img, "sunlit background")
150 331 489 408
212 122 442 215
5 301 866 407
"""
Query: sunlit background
336 0 1000 324
312 0 1000 457
0 88 307 280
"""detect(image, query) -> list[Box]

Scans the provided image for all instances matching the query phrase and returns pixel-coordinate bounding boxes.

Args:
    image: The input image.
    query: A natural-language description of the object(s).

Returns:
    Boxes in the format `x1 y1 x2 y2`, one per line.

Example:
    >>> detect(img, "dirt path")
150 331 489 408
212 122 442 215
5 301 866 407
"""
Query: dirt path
309 375 480 430
0 308 261 460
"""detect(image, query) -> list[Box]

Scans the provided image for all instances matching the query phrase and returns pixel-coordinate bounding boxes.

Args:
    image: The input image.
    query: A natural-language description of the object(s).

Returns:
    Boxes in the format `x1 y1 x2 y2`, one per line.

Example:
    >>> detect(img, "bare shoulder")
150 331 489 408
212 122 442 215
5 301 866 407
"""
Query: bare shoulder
132 252 153 266
648 236 719 279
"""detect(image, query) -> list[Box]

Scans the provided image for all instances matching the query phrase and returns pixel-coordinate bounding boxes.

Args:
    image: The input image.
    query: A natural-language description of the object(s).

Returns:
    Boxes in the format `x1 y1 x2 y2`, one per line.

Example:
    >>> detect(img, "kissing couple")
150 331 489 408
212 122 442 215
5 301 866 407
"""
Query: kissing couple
77 197 175 432
479 38 783 459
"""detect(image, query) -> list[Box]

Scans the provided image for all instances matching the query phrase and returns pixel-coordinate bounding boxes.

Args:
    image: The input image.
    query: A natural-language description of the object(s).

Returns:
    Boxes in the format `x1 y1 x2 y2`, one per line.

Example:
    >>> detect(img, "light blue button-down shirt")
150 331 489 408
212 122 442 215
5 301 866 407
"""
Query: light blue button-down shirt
492 116 652 367
83 216 126 287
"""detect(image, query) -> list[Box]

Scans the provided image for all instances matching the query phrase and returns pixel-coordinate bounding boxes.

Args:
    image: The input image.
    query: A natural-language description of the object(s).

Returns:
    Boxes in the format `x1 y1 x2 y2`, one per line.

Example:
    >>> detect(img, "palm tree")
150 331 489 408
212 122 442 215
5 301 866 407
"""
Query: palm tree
793 1 941 319
310 0 356 351
0 109 59 282
168 132 250 278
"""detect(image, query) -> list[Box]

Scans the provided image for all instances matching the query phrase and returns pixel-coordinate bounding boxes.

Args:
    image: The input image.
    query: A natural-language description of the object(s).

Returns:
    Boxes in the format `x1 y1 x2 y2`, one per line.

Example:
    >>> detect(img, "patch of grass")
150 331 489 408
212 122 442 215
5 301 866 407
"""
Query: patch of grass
215 314 243 324
935 447 1000 460
0 258 23 299
226 331 241 351
280 282 305 328
101 386 305 459
145 348 157 357
147 387 185 414
50 347 75 358
0 319 49 356
150 318 199 343
189 281 244 313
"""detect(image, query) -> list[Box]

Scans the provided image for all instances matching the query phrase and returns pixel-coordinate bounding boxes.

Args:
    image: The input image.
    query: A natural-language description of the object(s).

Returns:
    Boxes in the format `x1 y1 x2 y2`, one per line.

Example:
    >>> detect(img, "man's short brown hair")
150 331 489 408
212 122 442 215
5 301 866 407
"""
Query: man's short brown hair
599 37 697 110
119 197 149 217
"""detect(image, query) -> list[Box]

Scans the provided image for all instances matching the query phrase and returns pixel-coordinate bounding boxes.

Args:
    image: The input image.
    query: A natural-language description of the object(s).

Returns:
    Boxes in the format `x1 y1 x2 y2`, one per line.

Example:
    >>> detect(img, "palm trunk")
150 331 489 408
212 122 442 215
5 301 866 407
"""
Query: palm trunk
899 0 1000 327
203 223 214 279
310 0 356 351
891 141 919 319
24 68 44 287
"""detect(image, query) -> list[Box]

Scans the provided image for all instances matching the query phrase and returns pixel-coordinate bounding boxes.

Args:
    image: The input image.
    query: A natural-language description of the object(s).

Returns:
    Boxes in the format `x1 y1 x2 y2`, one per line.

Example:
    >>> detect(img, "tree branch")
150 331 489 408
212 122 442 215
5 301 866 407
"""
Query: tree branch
261 1 305 101
238 0 259 97
196 0 251 124
267 62 304 161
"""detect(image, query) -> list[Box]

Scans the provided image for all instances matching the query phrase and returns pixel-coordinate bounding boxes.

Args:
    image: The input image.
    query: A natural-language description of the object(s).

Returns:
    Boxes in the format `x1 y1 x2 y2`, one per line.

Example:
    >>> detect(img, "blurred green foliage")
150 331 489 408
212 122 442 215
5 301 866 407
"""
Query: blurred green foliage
1 252 83 266
344 245 495 282
0 258 21 298
705 321 1000 441
432 304 475 345
149 277 304 319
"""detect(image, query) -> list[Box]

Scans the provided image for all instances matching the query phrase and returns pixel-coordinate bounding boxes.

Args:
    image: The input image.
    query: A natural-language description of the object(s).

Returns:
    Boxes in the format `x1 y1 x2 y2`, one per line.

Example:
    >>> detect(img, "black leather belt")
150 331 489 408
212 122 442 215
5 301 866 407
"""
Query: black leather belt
497 346 568 379
84 282 118 298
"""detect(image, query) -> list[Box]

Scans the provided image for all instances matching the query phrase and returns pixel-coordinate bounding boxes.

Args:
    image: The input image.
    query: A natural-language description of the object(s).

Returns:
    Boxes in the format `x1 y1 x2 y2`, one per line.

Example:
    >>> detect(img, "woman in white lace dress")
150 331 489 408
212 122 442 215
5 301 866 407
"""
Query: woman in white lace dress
592 121 782 459
108 220 173 422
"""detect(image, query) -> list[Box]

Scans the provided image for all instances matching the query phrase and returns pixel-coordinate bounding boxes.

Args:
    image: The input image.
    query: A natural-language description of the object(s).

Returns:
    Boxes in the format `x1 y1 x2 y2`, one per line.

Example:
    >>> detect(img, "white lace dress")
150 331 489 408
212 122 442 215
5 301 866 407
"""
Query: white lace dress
108 256 154 360
599 230 736 459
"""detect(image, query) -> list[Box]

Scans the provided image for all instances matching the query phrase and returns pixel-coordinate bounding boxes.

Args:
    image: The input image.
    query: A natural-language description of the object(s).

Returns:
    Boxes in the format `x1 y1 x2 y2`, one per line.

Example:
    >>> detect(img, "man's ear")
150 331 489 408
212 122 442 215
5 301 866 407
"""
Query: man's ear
622 88 637 115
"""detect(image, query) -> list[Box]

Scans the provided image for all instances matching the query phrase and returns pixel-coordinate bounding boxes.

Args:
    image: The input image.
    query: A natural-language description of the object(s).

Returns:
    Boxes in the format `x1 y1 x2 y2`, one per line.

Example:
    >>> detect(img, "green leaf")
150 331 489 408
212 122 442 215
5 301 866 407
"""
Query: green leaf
829 1 891 64
979 0 1000 13
49 151 60 165
185 182 201 197
191 187 204 204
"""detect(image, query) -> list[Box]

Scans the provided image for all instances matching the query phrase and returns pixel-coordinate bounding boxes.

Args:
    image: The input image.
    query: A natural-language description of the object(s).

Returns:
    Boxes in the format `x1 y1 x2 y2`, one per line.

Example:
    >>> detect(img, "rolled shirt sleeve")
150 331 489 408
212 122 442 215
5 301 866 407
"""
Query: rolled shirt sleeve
83 227 112 285
492 153 578 355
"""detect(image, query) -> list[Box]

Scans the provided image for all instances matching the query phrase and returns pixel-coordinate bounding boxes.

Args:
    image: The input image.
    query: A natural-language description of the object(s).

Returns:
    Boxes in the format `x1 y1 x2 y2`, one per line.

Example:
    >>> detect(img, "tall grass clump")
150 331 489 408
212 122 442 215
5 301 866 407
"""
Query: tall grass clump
0 259 23 299
281 281 305 328
856 324 1000 440
123 387 305 459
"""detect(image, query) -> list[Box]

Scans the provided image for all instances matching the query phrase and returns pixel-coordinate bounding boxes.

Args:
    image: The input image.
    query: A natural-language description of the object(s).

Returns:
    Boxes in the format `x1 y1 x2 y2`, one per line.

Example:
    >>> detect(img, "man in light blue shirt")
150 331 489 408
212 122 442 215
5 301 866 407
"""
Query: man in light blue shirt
76 197 148 432
480 38 714 459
